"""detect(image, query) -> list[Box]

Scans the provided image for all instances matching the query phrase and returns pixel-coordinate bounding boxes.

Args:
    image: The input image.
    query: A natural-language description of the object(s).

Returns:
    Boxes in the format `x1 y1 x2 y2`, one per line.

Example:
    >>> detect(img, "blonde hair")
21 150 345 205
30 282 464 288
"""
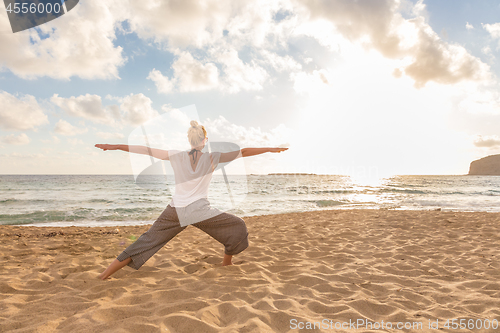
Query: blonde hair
187 120 207 147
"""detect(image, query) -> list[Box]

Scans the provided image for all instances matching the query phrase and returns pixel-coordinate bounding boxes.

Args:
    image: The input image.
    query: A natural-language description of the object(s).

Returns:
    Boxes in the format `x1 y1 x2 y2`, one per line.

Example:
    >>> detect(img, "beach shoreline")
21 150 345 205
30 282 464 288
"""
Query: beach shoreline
1 209 500 332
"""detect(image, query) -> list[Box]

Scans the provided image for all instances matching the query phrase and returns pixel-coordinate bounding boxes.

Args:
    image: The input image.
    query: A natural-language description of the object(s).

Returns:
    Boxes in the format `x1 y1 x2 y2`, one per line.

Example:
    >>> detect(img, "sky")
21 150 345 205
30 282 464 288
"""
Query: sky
0 0 500 178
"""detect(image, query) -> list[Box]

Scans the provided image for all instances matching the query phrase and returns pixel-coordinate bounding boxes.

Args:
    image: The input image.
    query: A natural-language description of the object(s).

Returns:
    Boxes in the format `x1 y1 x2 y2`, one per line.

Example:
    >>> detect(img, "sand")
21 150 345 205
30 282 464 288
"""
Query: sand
1 209 500 333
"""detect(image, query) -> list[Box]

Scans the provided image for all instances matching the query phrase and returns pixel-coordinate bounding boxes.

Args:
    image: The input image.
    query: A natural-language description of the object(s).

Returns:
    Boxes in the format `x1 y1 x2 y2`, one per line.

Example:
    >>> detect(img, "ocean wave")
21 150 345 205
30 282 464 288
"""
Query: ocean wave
314 200 347 207
0 207 164 225
312 189 355 194
378 188 427 194
0 198 53 204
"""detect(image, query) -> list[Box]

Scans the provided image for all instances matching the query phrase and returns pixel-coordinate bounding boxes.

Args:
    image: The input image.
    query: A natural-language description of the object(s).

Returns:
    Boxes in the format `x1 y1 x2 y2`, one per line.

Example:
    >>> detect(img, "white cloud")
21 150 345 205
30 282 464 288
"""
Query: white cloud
483 22 500 52
214 48 269 93
121 0 293 49
3 0 487 90
0 91 48 131
466 22 474 30
51 94 114 124
119 93 159 126
51 93 159 126
258 50 302 72
0 133 30 145
473 135 500 148
482 46 493 56
0 0 126 79
54 119 88 136
149 48 269 94
203 115 292 147
199 115 293 174
483 22 500 39
411 0 428 19
148 52 219 93
147 69 175 94
122 0 232 49
295 0 491 88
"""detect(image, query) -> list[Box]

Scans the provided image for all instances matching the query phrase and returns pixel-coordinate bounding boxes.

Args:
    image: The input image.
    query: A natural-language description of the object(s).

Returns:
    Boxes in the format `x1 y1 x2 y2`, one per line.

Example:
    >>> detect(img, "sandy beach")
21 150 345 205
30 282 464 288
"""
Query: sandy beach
1 209 500 332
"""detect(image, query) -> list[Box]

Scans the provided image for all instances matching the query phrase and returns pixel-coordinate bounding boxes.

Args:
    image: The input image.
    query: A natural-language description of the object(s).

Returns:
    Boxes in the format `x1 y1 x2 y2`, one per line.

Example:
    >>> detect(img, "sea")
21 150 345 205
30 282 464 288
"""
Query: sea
0 174 499 227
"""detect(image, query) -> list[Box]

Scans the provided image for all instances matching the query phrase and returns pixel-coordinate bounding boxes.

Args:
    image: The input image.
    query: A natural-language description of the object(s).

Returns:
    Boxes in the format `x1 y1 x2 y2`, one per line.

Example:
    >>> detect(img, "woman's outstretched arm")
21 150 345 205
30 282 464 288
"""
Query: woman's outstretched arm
219 147 288 163
242 147 288 157
95 144 170 160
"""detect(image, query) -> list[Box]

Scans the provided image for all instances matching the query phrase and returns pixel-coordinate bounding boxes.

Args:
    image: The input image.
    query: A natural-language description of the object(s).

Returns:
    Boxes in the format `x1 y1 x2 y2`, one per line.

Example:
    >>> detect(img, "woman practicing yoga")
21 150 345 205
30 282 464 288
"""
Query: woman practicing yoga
96 120 288 279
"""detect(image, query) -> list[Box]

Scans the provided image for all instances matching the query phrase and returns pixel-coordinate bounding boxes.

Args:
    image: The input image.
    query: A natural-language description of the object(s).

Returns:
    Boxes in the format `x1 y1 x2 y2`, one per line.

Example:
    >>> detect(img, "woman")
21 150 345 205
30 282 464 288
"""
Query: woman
95 120 288 279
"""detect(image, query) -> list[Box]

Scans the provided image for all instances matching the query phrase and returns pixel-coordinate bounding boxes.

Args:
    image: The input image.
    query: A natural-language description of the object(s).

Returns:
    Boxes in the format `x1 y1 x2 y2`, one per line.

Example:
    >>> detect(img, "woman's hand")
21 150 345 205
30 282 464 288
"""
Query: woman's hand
95 144 117 151
269 147 288 153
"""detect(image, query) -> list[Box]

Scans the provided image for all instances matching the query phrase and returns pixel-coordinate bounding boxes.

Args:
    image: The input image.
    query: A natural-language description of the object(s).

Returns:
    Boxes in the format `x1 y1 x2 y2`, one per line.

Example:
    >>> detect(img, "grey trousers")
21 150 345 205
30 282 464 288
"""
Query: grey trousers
116 200 249 270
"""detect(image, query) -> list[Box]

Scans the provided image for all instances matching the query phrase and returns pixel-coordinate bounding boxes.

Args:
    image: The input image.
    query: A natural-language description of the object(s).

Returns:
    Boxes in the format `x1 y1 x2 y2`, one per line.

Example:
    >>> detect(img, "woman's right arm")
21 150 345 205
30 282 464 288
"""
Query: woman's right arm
219 147 288 163
95 144 170 160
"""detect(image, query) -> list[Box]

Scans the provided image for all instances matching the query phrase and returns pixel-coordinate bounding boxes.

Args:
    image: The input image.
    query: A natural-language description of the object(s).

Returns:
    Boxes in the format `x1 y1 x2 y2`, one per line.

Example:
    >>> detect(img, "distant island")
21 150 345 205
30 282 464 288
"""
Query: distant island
268 173 316 176
468 154 500 175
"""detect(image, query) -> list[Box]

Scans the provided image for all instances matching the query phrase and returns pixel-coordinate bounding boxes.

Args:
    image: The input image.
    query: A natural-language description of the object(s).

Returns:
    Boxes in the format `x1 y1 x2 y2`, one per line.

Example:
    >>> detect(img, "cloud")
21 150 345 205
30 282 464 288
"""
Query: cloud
257 50 302 72
121 0 291 49
295 0 491 87
122 0 232 48
128 0 299 94
483 23 500 39
54 120 88 136
51 94 114 124
149 48 270 93
0 91 48 131
482 46 494 59
0 0 126 79
213 48 269 93
203 115 292 147
473 135 500 148
148 52 219 93
483 22 500 54
0 133 30 145
466 22 474 30
173 53 219 92
51 93 159 126
0 0 293 82
404 19 489 87
147 69 175 94
135 0 490 90
119 93 159 126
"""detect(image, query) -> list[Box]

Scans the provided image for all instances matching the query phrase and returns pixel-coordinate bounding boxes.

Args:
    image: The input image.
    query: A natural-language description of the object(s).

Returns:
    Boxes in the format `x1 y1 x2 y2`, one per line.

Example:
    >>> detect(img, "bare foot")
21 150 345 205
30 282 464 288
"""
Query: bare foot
222 253 232 266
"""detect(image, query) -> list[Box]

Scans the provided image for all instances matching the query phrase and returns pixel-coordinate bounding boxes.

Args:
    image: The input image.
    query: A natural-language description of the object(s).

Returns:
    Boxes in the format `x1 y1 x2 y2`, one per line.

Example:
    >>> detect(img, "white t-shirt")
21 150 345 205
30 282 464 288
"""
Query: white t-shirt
168 149 222 207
